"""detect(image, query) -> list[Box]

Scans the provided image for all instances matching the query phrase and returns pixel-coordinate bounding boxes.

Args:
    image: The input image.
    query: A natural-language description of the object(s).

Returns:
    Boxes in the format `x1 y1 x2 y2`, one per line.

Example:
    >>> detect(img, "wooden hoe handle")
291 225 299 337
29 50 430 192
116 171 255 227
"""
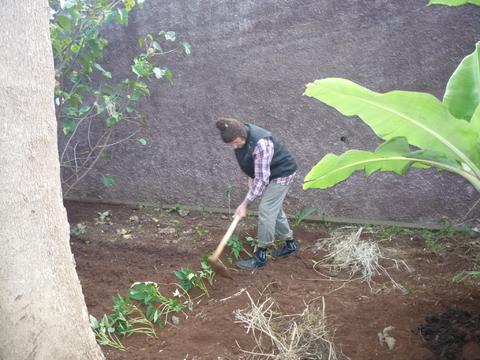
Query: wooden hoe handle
212 215 241 259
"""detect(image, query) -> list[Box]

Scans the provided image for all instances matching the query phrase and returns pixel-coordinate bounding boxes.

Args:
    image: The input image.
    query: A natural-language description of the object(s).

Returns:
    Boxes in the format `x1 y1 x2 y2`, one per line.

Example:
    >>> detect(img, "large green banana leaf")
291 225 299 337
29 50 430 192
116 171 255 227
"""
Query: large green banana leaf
304 137 480 191
428 0 480 5
472 104 480 130
443 42 480 122
304 78 480 174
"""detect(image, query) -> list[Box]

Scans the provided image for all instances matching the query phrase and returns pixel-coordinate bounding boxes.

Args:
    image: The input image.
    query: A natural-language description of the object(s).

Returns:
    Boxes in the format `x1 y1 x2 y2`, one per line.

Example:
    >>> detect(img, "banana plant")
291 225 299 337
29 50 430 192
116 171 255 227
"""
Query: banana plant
303 42 480 192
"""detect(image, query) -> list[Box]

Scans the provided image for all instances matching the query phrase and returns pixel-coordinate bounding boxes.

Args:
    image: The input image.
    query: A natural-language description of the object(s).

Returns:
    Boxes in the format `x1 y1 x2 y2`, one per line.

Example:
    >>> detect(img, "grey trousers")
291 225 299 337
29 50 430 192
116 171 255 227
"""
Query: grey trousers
257 182 294 248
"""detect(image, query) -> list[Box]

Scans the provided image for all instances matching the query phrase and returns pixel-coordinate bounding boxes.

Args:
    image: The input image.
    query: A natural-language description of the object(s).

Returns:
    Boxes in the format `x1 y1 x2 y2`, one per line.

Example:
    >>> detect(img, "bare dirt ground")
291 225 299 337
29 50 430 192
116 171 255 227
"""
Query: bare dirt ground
66 200 480 360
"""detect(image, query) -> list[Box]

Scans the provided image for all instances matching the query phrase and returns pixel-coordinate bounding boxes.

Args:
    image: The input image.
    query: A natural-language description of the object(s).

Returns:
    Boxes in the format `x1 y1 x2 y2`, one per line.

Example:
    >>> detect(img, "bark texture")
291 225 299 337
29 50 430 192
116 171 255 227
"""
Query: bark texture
0 1 104 359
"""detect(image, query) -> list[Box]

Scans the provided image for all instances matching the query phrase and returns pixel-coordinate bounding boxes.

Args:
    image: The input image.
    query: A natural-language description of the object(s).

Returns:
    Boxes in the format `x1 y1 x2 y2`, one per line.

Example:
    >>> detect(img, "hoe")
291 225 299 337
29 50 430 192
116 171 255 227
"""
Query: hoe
207 215 240 279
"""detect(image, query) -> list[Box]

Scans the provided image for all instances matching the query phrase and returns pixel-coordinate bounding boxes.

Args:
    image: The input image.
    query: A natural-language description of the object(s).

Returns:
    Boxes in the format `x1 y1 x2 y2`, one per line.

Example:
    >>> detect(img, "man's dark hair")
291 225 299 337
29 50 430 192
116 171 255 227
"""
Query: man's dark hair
215 117 247 143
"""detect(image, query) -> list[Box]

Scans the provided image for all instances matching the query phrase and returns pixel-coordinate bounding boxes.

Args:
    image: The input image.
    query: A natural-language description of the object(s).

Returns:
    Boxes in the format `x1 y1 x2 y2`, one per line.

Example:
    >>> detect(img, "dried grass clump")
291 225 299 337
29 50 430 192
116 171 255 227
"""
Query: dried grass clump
313 227 410 292
234 291 342 360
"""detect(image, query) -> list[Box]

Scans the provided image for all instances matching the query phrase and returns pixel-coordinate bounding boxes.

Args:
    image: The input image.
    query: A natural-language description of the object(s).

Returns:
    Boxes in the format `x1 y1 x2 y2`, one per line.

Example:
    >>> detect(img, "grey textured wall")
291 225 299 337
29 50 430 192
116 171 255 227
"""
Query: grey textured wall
64 0 480 224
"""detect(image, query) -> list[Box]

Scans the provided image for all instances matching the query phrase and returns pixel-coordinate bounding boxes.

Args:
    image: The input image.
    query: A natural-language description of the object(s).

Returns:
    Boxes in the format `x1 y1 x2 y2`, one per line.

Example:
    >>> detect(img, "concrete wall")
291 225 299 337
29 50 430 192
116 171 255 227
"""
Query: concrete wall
63 0 480 224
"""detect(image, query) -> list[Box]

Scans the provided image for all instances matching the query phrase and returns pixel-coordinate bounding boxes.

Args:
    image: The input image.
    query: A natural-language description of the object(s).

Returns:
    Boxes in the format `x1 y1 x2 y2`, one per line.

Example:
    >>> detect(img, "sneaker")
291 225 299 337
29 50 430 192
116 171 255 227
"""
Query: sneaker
271 240 299 258
236 248 267 270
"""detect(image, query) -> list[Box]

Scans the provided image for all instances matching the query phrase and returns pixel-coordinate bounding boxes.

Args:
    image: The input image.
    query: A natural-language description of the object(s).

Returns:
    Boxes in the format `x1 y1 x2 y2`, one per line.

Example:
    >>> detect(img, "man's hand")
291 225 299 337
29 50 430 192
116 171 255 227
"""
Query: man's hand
234 201 248 219
247 177 253 190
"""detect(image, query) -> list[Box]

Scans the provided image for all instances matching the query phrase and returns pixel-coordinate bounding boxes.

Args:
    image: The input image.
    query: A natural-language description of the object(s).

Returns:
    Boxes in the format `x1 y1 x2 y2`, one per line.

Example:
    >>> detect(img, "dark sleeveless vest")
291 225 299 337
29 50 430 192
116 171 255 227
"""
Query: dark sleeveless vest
234 123 297 180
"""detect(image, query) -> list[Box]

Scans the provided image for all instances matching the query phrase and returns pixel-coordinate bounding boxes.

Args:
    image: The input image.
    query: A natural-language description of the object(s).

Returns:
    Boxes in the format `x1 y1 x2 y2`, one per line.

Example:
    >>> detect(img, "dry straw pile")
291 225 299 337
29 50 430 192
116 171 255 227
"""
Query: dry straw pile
234 291 343 360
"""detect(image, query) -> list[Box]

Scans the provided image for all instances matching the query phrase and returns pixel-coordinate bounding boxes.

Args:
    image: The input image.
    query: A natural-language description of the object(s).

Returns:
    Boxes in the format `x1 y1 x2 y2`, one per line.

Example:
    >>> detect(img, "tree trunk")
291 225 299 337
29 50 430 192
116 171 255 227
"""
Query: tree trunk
0 1 104 359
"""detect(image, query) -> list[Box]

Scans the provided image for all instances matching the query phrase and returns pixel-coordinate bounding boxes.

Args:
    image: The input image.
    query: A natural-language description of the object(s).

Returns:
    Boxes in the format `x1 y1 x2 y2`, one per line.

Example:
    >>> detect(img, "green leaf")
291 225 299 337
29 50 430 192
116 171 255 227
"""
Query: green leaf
304 78 480 172
89 315 99 329
132 80 150 95
151 41 162 52
303 137 474 190
95 102 106 114
68 93 83 107
101 175 115 187
443 42 480 121
131 64 143 77
56 15 71 33
294 205 316 225
94 63 112 78
130 90 142 101
304 138 413 189
428 0 480 5
452 270 480 282
471 104 480 132
78 105 91 114
63 106 78 116
153 67 165 79
68 8 81 26
63 119 77 135
106 116 119 127
115 8 129 25
165 68 173 82
138 138 147 145
104 10 116 25
165 31 176 41
70 43 80 53
123 0 135 11
180 41 192 55
174 267 194 292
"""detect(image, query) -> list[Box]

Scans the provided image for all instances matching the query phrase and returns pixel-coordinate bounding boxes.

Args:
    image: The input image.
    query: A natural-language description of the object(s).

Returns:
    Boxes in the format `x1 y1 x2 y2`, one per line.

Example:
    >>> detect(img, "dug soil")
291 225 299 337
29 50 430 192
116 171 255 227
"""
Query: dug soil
66 200 480 360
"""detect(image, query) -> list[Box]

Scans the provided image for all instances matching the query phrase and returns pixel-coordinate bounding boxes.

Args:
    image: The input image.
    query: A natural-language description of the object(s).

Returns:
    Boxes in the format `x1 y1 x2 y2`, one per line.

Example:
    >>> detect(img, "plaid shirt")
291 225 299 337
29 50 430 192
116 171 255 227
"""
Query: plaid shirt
245 137 296 204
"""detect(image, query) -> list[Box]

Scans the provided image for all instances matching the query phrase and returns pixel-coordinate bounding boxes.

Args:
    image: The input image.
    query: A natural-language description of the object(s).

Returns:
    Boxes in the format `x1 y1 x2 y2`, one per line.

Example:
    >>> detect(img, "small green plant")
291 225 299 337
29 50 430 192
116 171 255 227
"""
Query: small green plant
227 234 254 262
174 267 209 297
89 314 126 351
70 222 87 236
452 270 480 282
166 203 189 216
245 234 258 248
169 219 181 234
227 234 244 262
371 225 413 241
293 205 316 226
127 282 191 327
136 202 148 209
457 223 472 237
195 224 209 238
109 294 155 337
424 236 446 254
199 256 216 286
97 210 111 223
89 295 156 351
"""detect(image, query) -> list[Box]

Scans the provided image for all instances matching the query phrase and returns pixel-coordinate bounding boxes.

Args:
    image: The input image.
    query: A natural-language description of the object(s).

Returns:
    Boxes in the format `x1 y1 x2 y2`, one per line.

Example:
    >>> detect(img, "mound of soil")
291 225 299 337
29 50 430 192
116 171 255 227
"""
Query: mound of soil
419 309 480 360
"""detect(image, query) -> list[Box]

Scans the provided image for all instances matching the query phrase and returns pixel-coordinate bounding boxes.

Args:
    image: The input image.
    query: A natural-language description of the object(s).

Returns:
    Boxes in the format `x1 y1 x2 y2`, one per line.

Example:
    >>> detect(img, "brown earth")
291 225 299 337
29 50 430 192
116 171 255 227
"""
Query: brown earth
66 200 480 360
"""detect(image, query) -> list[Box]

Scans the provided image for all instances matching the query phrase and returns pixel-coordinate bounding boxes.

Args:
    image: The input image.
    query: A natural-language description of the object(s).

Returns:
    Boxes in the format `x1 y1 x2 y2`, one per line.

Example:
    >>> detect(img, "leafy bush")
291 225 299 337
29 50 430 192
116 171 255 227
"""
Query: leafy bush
49 0 190 194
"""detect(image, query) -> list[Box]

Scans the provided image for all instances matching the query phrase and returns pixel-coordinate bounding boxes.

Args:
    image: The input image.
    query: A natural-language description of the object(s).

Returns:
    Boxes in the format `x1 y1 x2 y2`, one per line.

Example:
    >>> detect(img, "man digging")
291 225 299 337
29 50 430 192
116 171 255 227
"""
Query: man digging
215 117 299 269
